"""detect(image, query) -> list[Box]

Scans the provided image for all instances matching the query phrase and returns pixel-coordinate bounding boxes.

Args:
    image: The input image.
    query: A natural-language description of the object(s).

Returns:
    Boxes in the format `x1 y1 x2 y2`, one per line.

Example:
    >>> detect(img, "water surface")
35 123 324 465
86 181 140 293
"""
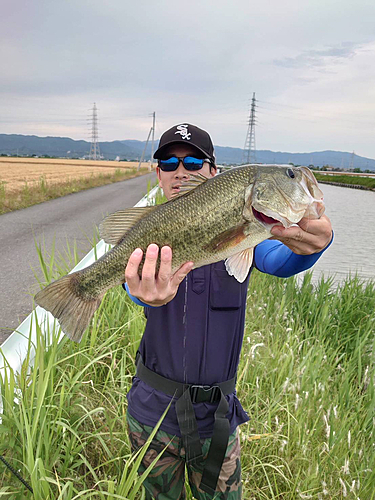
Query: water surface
307 183 375 282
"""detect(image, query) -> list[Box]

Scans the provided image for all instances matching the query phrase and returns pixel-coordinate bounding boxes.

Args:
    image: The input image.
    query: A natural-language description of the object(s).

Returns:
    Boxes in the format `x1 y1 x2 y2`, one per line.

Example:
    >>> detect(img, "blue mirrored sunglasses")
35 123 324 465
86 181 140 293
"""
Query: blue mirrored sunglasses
157 156 211 172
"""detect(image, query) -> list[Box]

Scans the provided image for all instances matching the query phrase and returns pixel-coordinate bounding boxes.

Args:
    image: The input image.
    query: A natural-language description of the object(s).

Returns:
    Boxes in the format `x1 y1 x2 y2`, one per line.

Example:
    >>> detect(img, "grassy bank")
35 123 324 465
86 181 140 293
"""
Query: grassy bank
1 241 375 498
313 172 375 190
0 168 149 215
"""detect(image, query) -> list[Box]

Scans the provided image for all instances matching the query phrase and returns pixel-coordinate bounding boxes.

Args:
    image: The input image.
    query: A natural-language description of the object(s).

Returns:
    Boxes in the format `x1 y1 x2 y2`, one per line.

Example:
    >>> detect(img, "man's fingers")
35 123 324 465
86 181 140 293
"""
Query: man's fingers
270 214 332 254
271 215 330 236
124 245 194 306
271 225 319 252
141 244 159 281
297 217 312 233
158 246 173 283
297 215 331 235
270 226 305 249
125 248 143 283
171 262 194 287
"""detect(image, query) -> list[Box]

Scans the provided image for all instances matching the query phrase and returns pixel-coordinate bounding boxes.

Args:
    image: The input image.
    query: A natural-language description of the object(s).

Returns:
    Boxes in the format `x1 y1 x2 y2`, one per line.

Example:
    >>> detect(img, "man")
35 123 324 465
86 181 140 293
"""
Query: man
124 123 333 499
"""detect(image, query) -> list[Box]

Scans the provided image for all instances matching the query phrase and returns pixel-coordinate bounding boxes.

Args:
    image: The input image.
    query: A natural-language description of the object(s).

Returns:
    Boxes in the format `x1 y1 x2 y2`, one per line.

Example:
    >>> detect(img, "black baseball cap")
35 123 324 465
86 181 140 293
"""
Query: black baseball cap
153 123 215 164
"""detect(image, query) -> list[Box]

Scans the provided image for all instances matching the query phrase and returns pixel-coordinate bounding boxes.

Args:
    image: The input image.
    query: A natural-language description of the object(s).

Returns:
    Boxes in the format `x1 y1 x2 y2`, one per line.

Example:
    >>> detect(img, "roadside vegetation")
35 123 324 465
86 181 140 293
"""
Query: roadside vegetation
313 172 375 190
0 168 150 215
1 232 375 498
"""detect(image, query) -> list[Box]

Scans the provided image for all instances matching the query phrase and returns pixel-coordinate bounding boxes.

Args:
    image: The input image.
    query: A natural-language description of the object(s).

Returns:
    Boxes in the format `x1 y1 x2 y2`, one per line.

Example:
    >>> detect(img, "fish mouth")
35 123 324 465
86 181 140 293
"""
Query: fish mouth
252 207 286 227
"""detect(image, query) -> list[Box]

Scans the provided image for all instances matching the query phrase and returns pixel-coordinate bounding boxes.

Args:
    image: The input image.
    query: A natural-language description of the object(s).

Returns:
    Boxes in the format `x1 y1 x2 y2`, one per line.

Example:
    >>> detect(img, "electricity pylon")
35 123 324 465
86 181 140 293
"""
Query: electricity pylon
243 92 257 164
89 103 101 160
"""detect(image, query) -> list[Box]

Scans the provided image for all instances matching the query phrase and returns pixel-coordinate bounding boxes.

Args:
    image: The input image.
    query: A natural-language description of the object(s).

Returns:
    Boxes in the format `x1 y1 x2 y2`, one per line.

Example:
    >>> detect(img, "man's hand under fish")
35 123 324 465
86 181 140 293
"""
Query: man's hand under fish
125 244 194 307
270 214 332 255
125 215 333 307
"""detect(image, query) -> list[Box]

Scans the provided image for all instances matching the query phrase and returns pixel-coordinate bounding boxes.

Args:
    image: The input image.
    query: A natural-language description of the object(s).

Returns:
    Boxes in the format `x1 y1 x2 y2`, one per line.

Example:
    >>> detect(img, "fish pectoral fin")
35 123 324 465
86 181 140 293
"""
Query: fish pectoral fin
225 248 254 283
99 207 156 245
205 225 248 252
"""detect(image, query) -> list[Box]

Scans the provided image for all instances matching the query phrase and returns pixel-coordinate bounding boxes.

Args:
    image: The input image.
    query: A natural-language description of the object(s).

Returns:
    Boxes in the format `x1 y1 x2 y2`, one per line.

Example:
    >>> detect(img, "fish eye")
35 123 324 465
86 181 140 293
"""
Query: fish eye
287 168 295 179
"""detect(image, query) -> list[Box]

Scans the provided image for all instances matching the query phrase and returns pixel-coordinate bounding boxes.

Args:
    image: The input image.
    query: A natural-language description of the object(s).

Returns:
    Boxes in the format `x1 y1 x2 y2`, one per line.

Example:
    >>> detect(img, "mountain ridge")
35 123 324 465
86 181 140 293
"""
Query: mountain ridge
1 133 374 170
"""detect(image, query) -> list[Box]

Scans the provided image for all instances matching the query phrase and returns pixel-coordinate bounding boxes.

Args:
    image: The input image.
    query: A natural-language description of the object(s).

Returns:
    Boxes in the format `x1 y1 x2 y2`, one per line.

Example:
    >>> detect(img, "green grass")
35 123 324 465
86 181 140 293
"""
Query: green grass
0 168 149 215
239 271 375 498
313 172 375 190
1 236 375 498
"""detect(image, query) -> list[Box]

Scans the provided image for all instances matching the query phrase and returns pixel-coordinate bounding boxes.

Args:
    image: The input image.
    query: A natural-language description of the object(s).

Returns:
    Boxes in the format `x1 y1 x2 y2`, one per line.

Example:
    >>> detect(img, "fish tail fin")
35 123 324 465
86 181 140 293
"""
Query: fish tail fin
34 274 103 343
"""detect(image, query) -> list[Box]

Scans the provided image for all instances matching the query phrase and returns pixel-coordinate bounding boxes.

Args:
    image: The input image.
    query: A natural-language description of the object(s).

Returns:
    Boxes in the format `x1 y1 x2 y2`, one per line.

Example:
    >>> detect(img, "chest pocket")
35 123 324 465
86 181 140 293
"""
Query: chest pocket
210 265 243 310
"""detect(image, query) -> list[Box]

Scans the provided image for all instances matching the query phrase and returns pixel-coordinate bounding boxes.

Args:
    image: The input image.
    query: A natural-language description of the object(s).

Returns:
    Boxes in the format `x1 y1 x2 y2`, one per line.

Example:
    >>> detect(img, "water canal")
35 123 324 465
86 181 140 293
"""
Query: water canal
307 183 375 283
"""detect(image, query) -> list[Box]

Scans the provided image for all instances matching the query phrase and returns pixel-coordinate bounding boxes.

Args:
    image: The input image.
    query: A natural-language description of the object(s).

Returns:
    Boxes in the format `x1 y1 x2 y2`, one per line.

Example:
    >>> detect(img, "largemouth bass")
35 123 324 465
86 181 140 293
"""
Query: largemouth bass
35 164 325 342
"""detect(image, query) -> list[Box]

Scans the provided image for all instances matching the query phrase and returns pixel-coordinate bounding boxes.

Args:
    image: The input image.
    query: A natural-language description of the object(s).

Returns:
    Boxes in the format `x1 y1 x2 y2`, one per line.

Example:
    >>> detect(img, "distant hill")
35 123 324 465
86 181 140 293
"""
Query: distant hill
1 133 374 170
0 134 145 161
214 146 375 170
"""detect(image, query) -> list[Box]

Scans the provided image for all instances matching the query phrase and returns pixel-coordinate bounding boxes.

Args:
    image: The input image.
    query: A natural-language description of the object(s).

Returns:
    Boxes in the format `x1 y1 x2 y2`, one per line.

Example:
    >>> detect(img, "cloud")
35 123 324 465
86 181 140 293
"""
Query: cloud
273 42 359 69
1 0 375 158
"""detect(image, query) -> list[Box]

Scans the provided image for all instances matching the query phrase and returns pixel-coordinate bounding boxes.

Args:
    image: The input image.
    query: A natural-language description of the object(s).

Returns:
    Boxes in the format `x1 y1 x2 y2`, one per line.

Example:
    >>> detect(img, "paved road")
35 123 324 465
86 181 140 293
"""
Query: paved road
0 172 156 345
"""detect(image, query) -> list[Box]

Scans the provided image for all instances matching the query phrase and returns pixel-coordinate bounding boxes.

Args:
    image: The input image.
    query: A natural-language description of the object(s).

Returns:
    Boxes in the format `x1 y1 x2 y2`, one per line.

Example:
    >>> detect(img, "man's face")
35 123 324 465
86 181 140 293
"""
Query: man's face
156 144 216 201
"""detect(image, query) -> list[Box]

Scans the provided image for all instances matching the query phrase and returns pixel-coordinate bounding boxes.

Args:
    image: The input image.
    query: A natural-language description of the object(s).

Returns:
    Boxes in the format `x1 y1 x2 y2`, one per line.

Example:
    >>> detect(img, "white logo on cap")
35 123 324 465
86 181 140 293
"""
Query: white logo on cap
175 124 191 140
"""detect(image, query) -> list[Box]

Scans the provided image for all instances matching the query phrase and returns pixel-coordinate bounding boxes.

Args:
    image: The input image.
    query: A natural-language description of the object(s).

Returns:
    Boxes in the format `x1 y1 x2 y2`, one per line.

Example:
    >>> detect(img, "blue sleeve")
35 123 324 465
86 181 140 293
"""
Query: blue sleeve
254 233 333 278
122 282 158 308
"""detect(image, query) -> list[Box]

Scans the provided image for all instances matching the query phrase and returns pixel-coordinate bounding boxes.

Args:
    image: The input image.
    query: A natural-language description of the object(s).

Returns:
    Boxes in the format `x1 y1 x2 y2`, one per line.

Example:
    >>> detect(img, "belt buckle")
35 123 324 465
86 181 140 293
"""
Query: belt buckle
190 385 220 404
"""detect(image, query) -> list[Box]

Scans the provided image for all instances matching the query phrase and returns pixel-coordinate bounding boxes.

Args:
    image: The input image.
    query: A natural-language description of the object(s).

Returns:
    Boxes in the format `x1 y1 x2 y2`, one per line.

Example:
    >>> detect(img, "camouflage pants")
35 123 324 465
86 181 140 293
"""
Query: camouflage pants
127 412 242 499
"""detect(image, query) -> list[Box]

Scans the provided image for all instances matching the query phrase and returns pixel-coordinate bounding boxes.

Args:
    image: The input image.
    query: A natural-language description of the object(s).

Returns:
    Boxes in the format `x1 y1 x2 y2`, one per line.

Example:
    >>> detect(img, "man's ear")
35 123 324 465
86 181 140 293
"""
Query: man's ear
156 166 163 185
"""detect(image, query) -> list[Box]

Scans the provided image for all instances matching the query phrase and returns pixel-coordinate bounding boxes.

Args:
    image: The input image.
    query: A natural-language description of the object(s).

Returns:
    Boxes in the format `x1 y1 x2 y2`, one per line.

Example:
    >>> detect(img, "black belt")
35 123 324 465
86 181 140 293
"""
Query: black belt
135 353 236 497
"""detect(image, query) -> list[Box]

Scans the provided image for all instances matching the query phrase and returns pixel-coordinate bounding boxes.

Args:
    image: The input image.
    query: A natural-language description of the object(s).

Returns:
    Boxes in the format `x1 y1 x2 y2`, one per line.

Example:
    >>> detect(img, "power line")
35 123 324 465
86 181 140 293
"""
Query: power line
257 99 302 110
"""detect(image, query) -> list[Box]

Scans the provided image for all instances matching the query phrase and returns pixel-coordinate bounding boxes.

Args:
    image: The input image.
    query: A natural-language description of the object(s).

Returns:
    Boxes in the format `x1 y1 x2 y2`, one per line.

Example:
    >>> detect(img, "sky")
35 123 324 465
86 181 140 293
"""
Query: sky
2 0 375 159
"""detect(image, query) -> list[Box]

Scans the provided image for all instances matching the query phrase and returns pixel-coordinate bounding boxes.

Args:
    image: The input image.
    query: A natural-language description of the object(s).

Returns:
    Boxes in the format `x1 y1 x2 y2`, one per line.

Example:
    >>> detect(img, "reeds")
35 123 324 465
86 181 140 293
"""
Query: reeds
239 271 375 499
1 239 374 498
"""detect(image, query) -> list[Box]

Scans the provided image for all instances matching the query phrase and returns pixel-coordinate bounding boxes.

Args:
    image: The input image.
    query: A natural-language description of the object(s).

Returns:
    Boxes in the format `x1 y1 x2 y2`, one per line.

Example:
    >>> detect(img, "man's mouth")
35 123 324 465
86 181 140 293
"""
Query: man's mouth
169 185 182 198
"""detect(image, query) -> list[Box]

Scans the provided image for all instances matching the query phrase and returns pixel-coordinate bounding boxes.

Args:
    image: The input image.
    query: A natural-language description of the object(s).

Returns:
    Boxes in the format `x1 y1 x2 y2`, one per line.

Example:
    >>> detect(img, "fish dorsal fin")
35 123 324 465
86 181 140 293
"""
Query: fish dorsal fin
99 207 156 245
225 248 254 283
174 173 208 197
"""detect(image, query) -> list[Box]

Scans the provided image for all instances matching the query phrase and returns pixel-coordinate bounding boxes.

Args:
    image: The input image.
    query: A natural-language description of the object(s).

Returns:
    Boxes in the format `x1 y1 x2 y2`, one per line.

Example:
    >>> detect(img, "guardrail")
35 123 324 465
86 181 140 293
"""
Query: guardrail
0 186 160 415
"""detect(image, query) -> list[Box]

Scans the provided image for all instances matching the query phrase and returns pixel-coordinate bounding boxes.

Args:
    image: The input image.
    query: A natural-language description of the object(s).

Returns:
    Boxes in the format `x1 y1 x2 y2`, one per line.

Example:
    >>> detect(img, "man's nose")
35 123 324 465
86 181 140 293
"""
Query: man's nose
174 161 189 177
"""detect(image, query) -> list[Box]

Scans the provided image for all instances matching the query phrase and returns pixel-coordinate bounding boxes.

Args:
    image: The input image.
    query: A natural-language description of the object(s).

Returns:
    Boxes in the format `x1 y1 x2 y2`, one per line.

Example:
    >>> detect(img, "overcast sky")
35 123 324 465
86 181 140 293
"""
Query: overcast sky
2 0 375 158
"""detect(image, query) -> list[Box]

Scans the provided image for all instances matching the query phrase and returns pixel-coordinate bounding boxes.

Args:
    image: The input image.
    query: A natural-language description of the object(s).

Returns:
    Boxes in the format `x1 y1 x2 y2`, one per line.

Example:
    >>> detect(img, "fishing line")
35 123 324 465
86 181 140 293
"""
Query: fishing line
0 454 34 494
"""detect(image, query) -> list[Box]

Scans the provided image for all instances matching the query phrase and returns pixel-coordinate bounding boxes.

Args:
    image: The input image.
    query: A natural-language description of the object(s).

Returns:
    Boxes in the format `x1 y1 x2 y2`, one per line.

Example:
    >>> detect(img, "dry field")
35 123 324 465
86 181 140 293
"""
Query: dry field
0 157 151 193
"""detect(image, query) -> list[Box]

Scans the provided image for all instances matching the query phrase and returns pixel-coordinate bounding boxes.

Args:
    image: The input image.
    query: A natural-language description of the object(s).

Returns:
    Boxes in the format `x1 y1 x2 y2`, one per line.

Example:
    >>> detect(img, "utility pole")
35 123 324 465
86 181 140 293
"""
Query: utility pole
150 112 156 169
242 92 257 164
89 103 101 160
138 112 156 171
